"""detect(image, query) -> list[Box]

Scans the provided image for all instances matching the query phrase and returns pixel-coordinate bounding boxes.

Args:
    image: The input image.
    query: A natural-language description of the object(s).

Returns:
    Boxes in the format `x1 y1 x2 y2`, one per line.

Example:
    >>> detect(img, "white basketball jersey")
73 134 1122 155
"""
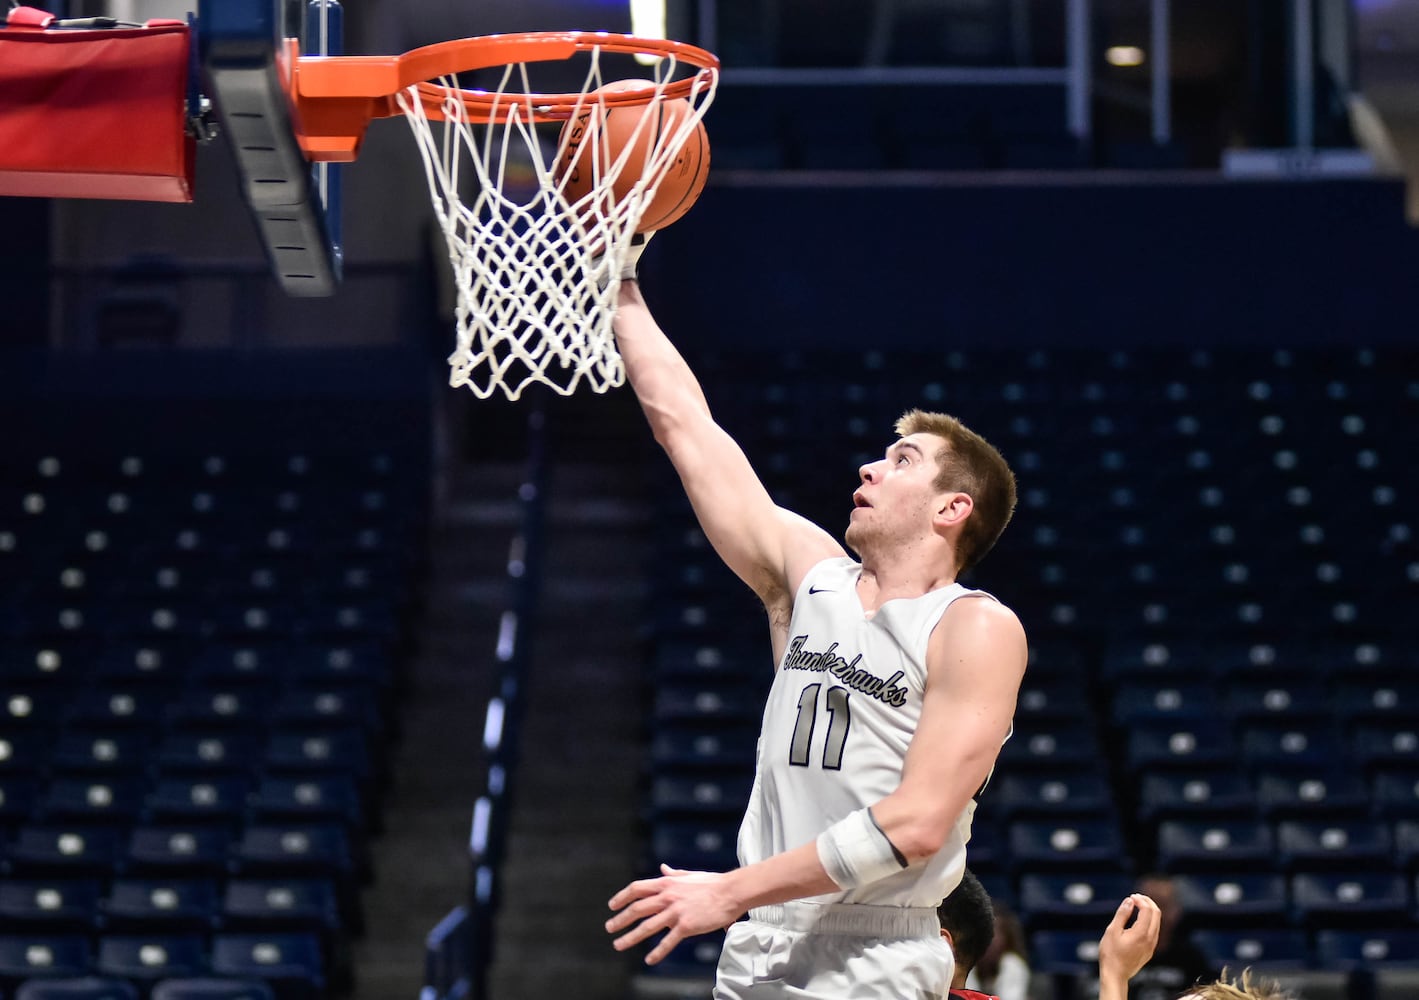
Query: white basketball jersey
736 556 1005 908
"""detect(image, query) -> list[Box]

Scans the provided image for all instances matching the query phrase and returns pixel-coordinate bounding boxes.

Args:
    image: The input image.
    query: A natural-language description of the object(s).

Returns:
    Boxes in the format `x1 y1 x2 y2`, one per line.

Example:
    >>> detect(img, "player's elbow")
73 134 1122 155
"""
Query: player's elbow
890 818 954 862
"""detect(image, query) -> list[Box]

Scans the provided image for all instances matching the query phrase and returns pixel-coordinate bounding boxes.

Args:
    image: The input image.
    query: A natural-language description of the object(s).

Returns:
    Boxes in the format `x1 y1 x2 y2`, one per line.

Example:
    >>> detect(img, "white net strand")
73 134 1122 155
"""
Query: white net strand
396 43 716 400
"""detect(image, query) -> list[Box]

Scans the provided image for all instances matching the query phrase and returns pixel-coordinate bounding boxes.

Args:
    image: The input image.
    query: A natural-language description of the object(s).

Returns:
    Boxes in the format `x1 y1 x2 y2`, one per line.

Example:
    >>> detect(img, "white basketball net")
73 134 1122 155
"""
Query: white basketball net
396 48 717 400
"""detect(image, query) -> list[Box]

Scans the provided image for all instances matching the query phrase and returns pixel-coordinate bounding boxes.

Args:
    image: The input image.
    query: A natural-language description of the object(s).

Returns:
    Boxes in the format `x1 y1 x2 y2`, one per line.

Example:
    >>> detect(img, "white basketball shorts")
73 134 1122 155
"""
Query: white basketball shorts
713 900 953 1000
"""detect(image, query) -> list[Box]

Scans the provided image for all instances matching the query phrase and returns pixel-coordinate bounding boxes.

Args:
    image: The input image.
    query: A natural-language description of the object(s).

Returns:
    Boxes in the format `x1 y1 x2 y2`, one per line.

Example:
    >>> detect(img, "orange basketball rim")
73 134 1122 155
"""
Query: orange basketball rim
282 30 721 162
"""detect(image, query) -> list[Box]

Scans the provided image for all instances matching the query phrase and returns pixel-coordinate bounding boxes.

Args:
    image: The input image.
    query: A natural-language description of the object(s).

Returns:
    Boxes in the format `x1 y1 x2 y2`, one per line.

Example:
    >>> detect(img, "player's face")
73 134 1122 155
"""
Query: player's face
845 434 949 550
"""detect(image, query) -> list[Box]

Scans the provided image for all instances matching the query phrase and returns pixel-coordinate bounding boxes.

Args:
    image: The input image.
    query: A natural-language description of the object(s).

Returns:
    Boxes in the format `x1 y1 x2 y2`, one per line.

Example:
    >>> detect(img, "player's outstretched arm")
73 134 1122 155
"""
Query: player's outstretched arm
1098 894 1161 1000
613 278 843 606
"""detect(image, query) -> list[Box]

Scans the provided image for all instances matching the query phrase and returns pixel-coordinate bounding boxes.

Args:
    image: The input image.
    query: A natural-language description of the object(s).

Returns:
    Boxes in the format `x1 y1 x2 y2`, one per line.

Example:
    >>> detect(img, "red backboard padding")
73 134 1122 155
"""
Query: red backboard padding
0 23 195 202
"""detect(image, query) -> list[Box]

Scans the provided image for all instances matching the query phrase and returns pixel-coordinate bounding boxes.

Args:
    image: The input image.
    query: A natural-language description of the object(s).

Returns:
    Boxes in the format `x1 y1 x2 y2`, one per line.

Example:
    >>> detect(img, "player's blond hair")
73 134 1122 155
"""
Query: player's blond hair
1179 968 1296 1000
894 410 1017 574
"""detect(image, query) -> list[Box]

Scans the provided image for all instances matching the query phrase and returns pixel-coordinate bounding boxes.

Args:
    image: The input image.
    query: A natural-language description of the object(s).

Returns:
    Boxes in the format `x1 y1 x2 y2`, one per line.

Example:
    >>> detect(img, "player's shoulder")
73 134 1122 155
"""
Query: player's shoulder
943 588 1025 636
931 591 1029 677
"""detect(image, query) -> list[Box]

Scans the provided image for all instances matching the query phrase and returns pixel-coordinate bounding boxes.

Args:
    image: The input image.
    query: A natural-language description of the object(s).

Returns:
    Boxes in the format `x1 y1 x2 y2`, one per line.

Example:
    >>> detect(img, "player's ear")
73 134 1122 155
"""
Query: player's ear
934 492 973 530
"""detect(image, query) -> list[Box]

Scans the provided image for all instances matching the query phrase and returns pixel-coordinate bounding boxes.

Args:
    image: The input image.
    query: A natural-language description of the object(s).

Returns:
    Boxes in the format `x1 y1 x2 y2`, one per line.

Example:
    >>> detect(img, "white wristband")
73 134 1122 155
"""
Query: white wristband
816 807 909 890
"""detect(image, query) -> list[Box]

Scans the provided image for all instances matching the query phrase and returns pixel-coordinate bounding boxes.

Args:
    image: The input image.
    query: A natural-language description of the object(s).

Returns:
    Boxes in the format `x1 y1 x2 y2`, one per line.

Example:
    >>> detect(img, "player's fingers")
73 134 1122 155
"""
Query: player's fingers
1105 895 1135 932
613 911 671 952
605 896 666 934
645 927 685 966
660 863 689 876
1129 895 1161 943
608 877 660 910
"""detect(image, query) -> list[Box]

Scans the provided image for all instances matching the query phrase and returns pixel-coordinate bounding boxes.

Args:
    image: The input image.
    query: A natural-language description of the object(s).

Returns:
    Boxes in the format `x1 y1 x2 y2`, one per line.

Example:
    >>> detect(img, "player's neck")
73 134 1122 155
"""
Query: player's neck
855 548 958 611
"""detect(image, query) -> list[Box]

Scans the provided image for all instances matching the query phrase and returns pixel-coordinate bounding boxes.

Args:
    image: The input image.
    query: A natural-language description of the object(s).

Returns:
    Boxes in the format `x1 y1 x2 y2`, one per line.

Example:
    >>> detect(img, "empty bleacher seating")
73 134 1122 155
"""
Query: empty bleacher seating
0 393 427 999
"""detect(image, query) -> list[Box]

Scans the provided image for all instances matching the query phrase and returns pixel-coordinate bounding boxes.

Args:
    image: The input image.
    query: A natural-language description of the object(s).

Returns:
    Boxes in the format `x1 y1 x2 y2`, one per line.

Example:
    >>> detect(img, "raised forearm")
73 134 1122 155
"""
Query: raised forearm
613 280 712 433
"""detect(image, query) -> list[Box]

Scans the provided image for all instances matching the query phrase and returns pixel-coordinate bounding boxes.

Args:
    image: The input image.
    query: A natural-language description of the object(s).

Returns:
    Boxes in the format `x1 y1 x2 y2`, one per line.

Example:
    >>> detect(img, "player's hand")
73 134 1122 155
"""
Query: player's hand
1099 893 1161 981
606 863 740 965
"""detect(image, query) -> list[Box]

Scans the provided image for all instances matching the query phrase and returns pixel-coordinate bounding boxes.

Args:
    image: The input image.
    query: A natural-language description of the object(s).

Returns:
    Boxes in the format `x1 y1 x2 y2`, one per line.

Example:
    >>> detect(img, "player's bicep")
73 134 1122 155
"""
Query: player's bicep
898 600 1027 815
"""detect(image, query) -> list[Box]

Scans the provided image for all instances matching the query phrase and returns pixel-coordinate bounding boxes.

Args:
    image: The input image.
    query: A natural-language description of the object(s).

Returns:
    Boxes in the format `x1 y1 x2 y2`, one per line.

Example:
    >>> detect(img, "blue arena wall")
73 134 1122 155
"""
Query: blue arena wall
648 177 1419 352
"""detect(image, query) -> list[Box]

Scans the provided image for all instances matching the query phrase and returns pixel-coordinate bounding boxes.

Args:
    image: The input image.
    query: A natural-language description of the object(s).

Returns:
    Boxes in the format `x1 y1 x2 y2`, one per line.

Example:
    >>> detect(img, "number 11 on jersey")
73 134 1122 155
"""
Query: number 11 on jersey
789 683 851 769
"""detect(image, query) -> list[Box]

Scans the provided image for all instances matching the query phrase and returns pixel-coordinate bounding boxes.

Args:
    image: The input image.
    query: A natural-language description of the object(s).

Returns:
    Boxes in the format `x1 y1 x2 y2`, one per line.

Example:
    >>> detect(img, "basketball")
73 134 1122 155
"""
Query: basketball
556 79 710 233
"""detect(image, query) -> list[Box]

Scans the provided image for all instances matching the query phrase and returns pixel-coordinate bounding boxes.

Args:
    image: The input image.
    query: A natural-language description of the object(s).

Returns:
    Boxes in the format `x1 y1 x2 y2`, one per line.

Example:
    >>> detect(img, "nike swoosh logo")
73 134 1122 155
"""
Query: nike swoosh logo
808 586 834 595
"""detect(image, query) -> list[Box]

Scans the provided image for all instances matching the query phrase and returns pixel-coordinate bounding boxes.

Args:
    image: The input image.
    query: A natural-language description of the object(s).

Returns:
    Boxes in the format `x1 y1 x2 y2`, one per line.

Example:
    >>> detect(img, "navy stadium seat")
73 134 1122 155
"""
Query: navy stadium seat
1137 770 1256 823
145 778 251 826
221 881 340 940
66 689 165 730
995 722 1102 771
652 685 761 725
209 934 324 1000
1352 723 1419 772
4 828 123 877
649 822 739 872
1314 928 1419 969
1334 678 1419 725
165 690 268 731
1238 722 1345 772
648 727 756 772
99 881 220 935
1255 769 1369 819
154 733 260 775
0 881 101 934
1191 929 1310 971
1018 873 1137 928
985 772 1114 820
262 731 372 786
124 828 230 878
249 777 364 834
1275 819 1392 871
1171 873 1289 925
649 776 754 819
1125 721 1235 773
1111 681 1218 726
1222 678 1329 724
1290 872 1410 927
1156 819 1275 873
0 936 93 991
50 732 152 776
1007 819 1129 872
38 778 145 826
1012 678 1091 724
95 936 206 988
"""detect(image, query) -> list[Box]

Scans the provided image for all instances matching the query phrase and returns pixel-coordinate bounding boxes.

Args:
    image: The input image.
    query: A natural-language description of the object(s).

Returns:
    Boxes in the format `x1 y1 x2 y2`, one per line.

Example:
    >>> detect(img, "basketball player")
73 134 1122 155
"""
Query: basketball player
1176 971 1296 1000
936 869 999 1000
603 240 1029 999
938 874 1160 1000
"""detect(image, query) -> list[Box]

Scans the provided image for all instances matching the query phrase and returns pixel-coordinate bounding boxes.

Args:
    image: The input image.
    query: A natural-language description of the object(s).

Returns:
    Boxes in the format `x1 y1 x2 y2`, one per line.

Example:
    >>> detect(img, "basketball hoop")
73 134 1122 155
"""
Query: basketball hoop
284 32 719 400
